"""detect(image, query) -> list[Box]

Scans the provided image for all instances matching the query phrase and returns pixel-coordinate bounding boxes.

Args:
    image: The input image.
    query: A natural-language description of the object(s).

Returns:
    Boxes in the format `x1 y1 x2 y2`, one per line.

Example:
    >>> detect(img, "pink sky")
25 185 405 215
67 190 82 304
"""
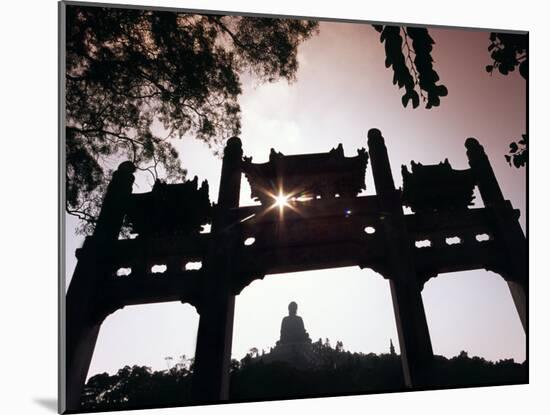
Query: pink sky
65 19 526 378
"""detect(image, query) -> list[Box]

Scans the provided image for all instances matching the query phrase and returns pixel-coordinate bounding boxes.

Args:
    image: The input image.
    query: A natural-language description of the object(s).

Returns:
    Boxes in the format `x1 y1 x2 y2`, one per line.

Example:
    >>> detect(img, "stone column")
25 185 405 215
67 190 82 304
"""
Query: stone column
367 128 434 387
192 137 242 402
466 138 527 332
65 162 135 411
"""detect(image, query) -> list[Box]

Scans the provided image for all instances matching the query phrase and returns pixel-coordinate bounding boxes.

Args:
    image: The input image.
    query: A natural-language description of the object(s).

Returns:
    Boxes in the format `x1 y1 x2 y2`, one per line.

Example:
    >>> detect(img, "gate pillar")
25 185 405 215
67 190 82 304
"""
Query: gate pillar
191 137 242 402
466 138 527 332
65 161 135 411
368 129 434 387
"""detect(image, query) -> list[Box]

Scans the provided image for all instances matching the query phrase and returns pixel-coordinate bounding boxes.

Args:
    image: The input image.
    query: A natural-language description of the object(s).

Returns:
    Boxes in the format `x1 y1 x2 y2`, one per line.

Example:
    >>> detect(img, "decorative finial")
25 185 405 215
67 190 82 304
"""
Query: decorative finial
117 161 136 174
226 136 242 148
367 128 385 148
465 137 482 151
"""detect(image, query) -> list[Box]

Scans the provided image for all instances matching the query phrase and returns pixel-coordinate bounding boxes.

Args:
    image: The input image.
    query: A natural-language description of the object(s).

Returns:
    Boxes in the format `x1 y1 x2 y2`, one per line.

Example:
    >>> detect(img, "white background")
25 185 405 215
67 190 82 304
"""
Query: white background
1 0 546 414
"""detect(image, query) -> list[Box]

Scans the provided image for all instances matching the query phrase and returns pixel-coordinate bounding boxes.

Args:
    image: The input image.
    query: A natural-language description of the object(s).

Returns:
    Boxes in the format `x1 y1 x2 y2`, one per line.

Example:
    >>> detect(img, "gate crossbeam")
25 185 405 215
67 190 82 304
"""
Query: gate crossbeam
103 271 203 308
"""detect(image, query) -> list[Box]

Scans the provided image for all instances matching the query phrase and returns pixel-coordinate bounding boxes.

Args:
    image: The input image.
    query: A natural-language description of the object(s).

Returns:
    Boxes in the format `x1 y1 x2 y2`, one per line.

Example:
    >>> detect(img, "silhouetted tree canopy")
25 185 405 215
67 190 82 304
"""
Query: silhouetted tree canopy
65 5 319 232
373 26 527 168
80 343 526 411
485 32 529 168
82 364 194 410
373 25 448 109
483 32 528 169
486 32 527 79
65 6 528 233
506 134 527 168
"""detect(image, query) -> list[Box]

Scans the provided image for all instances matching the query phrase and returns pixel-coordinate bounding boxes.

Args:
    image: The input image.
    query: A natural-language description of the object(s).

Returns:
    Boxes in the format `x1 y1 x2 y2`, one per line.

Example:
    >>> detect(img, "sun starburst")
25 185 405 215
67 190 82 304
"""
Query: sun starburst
273 192 290 209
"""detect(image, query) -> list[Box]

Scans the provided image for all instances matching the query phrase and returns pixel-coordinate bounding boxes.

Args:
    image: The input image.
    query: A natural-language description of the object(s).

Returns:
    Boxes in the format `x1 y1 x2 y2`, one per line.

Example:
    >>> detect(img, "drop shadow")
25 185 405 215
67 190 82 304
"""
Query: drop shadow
34 398 57 412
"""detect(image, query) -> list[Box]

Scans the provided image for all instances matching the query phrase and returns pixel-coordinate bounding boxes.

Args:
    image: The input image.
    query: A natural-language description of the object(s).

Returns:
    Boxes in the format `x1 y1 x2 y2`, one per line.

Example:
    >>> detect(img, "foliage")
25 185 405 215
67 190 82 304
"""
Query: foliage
81 364 193 411
66 5 528 235
373 26 528 169
81 342 526 411
484 32 527 168
505 134 527 168
65 5 319 233
485 32 528 79
373 25 448 109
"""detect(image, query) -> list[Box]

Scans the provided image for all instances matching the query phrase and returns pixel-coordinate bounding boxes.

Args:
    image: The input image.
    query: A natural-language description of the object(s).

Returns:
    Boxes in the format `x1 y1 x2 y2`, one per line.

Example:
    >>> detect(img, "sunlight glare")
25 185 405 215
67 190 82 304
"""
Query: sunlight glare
274 192 290 209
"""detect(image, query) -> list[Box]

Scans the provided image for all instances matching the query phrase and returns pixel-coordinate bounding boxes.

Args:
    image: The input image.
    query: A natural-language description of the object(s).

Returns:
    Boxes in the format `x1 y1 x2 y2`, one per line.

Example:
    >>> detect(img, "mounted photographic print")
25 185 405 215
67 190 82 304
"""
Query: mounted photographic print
59 1 528 413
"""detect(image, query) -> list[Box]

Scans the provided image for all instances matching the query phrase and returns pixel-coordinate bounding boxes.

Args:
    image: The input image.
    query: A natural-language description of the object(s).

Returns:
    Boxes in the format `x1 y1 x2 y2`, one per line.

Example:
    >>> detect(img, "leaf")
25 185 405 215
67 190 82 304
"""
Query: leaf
509 142 518 153
517 152 527 167
401 92 410 108
485 65 494 73
411 91 420 108
437 85 448 97
519 60 528 80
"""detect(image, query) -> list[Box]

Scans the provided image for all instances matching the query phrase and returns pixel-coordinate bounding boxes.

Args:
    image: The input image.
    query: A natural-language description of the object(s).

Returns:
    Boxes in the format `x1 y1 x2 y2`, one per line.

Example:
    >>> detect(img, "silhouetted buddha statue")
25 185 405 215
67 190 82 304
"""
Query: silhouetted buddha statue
279 301 311 345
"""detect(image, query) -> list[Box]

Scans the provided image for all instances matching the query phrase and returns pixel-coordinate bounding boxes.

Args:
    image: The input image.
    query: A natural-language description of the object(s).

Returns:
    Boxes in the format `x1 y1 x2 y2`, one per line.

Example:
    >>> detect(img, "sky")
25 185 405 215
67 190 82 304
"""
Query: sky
65 20 526 379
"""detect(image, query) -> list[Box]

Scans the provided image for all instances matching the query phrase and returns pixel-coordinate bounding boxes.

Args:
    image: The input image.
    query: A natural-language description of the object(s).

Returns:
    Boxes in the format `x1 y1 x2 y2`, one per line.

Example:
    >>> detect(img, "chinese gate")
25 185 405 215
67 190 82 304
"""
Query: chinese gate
64 128 527 411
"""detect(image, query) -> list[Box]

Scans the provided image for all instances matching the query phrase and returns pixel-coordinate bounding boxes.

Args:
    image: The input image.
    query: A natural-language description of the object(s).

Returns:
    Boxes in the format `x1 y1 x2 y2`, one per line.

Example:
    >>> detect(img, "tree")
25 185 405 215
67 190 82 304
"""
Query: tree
485 32 528 79
374 26 527 168
249 347 259 358
65 5 319 233
484 32 528 168
373 25 448 109
66 6 527 235
81 350 526 409
485 32 529 168
506 134 527 168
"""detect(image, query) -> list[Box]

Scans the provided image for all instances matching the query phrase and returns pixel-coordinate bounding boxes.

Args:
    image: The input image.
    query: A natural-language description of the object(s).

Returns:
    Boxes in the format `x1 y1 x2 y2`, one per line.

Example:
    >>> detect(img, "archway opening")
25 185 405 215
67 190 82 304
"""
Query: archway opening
87 302 199 381
230 267 404 399
232 267 399 360
422 270 525 363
